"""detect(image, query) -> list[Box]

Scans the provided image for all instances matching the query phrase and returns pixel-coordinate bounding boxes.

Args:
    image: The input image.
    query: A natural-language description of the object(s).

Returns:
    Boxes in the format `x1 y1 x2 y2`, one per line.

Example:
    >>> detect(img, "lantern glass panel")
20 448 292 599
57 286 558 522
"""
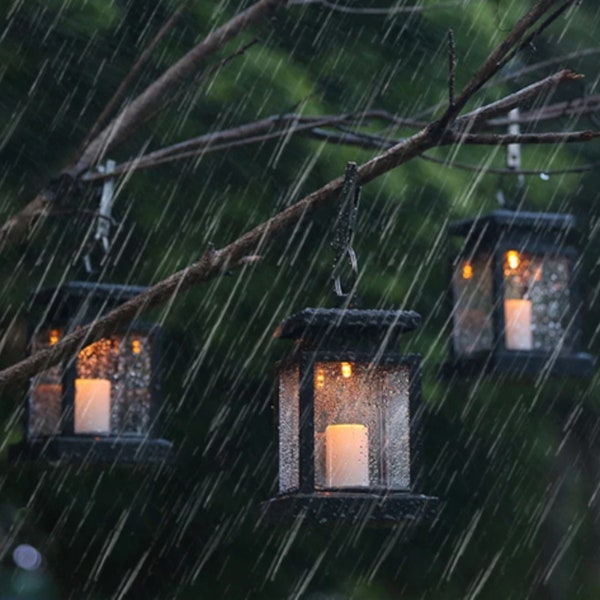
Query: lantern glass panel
76 334 153 435
502 250 573 352
28 328 154 438
29 330 63 436
451 255 494 356
278 364 300 493
313 361 410 491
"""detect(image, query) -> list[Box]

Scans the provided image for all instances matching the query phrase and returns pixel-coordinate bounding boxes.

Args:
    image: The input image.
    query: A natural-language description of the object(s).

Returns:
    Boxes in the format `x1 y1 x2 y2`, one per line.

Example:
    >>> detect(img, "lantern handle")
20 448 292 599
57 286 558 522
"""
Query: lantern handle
83 159 116 273
497 108 525 209
331 161 360 305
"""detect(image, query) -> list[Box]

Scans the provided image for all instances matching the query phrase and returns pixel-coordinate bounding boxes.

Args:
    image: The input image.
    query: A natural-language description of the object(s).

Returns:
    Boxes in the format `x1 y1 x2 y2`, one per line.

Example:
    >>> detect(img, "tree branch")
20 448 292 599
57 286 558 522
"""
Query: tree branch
443 130 600 145
0 0 283 255
438 0 574 127
81 2 188 150
287 0 473 14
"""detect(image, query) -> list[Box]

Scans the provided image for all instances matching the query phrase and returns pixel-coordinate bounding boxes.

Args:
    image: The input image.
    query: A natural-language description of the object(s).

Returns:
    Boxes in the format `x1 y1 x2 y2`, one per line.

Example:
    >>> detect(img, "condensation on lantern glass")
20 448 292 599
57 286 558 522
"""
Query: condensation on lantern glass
28 330 153 437
77 336 153 435
452 255 494 356
503 250 573 352
313 362 410 491
278 364 299 493
28 330 64 436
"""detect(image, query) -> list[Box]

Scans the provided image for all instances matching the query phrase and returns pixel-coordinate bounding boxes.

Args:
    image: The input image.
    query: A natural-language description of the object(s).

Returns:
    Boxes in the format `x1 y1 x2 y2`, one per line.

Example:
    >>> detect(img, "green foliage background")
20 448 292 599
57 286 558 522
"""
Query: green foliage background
1 0 600 597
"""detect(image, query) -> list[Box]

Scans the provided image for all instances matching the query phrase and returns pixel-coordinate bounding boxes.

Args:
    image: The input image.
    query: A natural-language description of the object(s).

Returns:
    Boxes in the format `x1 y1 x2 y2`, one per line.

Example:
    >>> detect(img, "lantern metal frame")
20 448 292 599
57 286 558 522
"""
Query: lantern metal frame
263 308 438 524
9 281 173 464
445 209 594 378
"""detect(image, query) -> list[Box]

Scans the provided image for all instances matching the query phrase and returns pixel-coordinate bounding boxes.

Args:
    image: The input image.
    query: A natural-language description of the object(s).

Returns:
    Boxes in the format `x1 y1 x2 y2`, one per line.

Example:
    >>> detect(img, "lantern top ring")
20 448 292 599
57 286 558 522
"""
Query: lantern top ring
274 308 421 341
448 209 576 238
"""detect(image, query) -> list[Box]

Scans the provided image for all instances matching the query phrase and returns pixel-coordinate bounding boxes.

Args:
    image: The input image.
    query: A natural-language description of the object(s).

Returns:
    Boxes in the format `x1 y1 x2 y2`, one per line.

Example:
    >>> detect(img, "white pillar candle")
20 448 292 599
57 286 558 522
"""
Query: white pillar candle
74 379 111 434
504 298 533 350
325 424 369 487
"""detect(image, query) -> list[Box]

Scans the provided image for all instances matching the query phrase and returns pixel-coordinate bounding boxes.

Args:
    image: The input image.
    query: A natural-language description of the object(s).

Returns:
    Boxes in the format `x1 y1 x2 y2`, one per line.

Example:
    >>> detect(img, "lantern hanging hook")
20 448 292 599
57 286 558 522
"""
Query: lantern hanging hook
497 108 525 209
83 159 116 273
331 161 360 305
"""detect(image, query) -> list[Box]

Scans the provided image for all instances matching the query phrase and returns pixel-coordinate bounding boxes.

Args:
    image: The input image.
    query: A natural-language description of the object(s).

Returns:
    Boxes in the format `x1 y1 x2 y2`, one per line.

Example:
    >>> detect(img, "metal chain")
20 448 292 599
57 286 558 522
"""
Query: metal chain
331 161 360 303
83 159 116 273
497 107 524 209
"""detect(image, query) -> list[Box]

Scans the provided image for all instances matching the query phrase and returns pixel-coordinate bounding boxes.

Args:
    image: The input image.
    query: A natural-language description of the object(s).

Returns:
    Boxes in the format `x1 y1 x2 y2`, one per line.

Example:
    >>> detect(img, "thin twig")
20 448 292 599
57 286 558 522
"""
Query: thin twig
448 30 456 108
0 0 594 390
455 69 583 130
287 0 473 14
487 94 600 127
83 111 423 183
0 0 284 254
78 0 285 170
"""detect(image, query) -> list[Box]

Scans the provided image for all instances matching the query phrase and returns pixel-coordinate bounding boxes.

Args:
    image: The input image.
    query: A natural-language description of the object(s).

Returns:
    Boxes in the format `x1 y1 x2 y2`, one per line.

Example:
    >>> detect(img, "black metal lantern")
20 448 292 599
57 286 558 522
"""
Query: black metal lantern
263 308 438 523
447 209 594 378
9 281 172 463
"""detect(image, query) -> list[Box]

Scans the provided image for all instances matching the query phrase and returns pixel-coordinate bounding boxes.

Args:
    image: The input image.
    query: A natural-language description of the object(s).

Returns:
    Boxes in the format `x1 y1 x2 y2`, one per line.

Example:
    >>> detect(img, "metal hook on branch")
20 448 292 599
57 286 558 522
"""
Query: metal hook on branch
331 161 360 306
496 107 525 209
83 159 116 273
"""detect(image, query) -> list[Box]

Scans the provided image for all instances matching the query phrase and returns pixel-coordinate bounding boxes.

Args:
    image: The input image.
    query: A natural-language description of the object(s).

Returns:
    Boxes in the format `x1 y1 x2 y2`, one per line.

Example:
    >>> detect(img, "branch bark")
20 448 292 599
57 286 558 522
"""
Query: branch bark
77 0 283 170
0 0 593 391
0 0 283 255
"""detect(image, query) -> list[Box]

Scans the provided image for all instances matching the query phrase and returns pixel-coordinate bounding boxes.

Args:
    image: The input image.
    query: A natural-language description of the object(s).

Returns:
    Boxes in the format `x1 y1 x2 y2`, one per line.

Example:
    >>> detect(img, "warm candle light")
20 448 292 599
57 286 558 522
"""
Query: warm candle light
504 299 532 350
132 338 141 354
325 424 369 487
49 329 60 345
506 250 521 270
74 379 111 434
340 362 352 378
315 368 325 388
462 261 473 280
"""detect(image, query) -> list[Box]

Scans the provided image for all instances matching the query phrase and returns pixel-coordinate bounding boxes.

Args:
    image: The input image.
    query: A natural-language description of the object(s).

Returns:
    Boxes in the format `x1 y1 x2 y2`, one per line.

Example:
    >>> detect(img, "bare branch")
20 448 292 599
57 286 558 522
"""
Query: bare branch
82 2 188 149
78 0 284 170
448 30 456 108
0 0 283 255
81 69 583 181
443 130 600 145
455 69 583 130
287 0 473 14
419 153 599 176
439 0 575 126
488 94 600 127
83 111 425 182
494 47 600 85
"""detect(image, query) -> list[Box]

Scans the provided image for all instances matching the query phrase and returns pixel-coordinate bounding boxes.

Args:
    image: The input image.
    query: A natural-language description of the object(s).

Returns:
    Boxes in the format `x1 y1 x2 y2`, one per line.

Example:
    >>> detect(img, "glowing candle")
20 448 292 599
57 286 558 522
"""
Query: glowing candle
74 379 111 434
325 424 369 487
504 299 532 350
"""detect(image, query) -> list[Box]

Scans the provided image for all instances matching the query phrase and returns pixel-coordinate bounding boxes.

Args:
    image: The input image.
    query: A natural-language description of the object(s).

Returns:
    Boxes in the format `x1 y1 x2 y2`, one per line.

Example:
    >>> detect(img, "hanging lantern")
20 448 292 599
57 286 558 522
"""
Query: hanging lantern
447 209 594 377
262 308 438 523
9 281 172 463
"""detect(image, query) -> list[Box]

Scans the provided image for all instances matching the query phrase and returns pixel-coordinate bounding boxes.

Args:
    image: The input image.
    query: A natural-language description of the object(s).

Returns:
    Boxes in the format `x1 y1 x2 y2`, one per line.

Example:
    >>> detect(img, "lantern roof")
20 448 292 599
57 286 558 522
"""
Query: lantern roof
275 308 421 341
30 281 146 327
449 209 576 238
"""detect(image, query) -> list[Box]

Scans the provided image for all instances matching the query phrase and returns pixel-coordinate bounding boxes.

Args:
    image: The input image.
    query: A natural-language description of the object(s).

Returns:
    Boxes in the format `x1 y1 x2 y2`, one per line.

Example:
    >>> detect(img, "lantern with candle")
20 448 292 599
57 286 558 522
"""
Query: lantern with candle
262 163 437 523
9 281 172 463
447 209 594 378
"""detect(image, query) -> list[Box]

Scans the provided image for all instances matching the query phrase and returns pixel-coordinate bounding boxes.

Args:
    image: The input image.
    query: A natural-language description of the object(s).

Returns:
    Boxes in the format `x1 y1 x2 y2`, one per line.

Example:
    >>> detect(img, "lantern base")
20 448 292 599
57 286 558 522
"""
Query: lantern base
261 491 438 524
8 435 173 464
441 350 595 379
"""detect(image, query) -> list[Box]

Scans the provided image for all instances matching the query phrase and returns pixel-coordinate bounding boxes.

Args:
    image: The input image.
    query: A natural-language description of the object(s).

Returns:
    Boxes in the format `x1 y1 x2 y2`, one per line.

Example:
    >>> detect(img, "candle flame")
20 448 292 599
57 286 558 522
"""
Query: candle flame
132 339 142 354
49 329 60 345
461 261 473 280
506 250 521 270
341 362 352 378
315 368 325 388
